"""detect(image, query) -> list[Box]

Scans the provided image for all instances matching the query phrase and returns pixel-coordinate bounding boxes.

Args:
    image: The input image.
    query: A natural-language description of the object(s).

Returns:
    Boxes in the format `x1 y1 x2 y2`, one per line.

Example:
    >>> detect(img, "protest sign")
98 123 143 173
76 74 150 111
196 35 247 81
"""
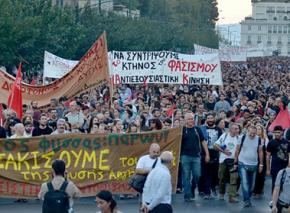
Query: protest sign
194 44 247 62
109 51 222 85
0 33 109 107
43 51 79 80
0 128 182 198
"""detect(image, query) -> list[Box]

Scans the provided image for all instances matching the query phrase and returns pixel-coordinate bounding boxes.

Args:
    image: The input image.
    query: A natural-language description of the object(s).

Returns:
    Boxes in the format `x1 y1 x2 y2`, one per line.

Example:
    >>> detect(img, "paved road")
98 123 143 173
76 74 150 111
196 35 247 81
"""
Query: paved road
0 179 273 213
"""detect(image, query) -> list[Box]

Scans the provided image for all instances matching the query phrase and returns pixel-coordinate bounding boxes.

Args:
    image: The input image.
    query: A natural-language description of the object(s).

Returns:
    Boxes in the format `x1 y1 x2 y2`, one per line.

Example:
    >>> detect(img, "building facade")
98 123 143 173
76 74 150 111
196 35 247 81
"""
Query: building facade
52 0 139 18
241 0 290 55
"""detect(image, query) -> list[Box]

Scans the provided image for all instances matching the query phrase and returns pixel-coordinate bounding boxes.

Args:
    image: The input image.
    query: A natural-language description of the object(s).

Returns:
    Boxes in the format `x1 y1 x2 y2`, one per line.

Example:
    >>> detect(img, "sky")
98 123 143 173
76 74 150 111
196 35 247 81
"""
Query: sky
217 0 252 24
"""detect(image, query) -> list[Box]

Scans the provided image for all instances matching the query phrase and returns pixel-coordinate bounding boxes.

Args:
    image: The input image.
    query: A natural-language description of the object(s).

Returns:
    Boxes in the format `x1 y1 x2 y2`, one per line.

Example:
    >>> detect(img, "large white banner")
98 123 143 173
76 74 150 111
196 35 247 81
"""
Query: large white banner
194 44 247 62
109 51 222 85
43 51 79 80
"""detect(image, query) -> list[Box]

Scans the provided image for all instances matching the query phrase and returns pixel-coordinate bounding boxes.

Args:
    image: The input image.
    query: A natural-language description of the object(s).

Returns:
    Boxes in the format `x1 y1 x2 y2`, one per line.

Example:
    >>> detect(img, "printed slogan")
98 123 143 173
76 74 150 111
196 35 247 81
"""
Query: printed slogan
109 51 223 85
0 128 182 198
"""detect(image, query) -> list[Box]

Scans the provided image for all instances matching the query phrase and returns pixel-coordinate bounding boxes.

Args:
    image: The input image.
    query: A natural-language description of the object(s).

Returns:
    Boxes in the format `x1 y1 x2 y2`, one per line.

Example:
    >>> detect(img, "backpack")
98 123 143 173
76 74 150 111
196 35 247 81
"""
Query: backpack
279 169 287 194
42 181 70 213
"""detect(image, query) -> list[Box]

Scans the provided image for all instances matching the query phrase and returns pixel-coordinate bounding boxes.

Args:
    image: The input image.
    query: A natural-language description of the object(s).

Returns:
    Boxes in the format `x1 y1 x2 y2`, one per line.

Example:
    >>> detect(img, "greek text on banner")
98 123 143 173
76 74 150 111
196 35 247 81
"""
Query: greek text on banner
109 51 223 85
0 128 182 198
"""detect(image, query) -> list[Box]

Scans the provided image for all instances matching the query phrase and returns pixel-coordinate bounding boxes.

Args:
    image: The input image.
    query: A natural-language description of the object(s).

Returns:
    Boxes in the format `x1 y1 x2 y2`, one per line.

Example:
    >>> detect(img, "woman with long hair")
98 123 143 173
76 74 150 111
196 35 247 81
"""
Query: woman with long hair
96 190 122 213
253 123 269 198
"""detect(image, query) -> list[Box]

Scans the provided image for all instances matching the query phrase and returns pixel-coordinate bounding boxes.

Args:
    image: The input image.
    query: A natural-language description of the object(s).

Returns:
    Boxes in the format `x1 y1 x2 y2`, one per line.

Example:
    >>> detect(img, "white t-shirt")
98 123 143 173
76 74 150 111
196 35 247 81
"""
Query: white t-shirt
136 155 161 170
238 134 260 166
214 133 239 163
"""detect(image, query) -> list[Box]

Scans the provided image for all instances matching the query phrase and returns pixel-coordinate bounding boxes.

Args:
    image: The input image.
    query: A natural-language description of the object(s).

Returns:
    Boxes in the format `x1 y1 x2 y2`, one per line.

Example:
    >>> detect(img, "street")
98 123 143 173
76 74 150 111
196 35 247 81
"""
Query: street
0 179 273 213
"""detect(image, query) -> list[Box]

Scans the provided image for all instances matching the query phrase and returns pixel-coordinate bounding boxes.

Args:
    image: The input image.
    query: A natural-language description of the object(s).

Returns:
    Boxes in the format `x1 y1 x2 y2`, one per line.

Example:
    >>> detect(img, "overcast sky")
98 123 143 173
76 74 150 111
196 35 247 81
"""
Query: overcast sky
217 0 252 24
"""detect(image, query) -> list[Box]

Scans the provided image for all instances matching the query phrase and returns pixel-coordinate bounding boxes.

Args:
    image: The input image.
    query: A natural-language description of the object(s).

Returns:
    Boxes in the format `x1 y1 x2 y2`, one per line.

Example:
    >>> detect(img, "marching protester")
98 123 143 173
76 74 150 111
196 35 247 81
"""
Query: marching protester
181 112 210 202
266 125 290 192
234 125 264 207
96 190 123 213
214 123 240 203
199 112 222 199
271 153 290 213
141 151 174 213
135 143 161 176
10 123 27 138
32 114 52 136
51 118 71 135
38 159 81 213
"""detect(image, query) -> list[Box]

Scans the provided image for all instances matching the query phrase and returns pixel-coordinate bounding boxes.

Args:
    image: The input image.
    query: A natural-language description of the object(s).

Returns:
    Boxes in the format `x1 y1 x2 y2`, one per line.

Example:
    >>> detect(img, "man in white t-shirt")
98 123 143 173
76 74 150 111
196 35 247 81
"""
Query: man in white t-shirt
136 143 161 175
234 125 263 208
214 123 240 203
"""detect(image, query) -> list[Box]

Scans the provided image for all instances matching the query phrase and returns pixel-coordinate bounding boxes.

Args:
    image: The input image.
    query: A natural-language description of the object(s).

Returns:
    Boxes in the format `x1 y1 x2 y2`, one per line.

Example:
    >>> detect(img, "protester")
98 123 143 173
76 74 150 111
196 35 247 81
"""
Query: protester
141 151 174 213
214 123 240 203
266 125 290 192
51 119 71 135
32 114 52 136
271 154 290 213
10 123 27 138
135 143 161 176
95 190 122 213
199 112 222 199
38 159 81 213
181 112 210 202
253 123 269 198
234 125 264 207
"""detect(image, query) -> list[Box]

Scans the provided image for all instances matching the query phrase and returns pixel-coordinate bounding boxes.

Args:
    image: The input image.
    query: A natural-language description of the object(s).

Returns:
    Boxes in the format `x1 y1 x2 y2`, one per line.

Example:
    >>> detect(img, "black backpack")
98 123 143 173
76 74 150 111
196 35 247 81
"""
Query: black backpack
42 181 70 213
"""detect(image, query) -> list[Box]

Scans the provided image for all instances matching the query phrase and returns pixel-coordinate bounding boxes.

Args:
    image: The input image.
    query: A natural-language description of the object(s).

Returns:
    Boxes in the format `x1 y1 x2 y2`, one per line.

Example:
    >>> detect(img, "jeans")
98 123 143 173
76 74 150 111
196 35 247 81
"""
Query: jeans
238 162 257 202
181 155 201 199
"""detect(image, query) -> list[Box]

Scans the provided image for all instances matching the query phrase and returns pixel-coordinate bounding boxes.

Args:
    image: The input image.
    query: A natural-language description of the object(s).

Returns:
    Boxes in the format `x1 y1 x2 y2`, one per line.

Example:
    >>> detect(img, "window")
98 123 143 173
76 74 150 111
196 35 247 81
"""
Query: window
278 36 282 45
288 36 290 44
258 25 262 31
268 25 272 33
273 25 277 33
248 25 252 31
267 36 272 45
284 26 288 34
278 26 282 33
257 36 262 44
284 16 288 21
247 35 251 44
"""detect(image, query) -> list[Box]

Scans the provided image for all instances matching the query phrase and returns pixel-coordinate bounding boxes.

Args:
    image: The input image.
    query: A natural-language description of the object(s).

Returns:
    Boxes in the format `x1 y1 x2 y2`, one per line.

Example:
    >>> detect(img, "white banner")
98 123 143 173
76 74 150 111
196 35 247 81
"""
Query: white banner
194 44 247 62
43 51 79 80
109 51 222 85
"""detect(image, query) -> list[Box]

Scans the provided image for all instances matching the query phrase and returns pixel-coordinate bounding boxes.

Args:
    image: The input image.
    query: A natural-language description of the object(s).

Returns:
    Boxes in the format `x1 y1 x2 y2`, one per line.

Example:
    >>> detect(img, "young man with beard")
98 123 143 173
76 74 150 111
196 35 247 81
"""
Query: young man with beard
32 114 52 136
199 113 223 199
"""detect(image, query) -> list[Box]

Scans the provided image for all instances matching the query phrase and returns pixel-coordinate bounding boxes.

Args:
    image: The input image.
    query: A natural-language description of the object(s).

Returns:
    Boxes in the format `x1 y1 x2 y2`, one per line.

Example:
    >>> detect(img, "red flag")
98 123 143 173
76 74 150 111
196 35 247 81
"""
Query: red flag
8 63 23 119
269 104 290 132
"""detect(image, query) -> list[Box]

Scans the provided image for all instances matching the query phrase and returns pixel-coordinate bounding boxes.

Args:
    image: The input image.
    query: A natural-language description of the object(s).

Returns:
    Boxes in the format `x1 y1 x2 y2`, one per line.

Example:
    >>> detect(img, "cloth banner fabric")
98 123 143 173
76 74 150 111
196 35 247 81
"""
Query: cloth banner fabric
109 51 223 85
0 33 109 107
0 128 182 198
194 44 247 62
43 51 79 80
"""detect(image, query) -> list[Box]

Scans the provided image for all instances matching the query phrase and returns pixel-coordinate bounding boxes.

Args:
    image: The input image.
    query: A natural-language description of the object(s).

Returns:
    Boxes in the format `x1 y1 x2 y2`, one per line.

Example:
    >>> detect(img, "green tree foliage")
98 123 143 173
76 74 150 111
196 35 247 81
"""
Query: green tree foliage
0 0 218 73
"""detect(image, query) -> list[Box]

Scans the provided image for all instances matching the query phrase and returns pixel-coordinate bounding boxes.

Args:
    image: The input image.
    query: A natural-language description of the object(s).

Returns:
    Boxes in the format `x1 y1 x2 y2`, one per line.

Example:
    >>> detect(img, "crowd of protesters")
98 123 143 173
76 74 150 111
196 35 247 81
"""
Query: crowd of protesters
0 56 290 211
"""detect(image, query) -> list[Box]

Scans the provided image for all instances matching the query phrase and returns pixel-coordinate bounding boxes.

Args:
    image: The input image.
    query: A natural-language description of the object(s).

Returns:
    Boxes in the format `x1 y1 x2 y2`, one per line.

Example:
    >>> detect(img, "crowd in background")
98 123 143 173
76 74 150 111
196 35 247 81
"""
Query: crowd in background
0 56 290 210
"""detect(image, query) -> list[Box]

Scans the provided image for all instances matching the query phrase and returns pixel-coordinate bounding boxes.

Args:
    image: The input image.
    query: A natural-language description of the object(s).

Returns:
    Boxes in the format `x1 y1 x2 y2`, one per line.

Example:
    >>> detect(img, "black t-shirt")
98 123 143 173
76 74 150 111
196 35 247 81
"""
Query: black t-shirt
32 126 52 137
267 139 290 170
205 102 215 111
0 126 6 138
181 126 205 157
